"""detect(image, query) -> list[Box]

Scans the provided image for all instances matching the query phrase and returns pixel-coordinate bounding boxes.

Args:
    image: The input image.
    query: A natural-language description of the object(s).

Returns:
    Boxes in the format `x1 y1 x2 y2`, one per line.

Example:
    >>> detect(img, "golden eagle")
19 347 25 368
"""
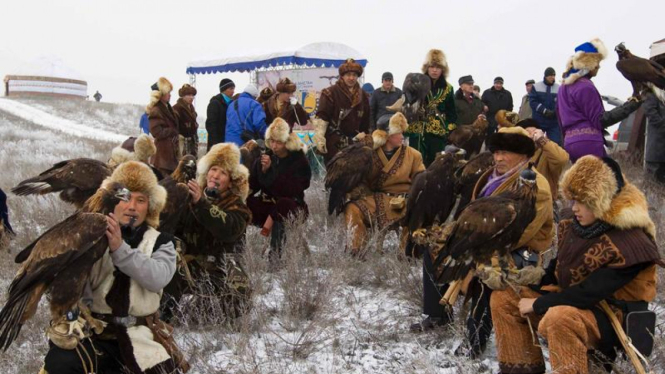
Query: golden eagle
454 152 495 218
158 155 196 235
12 158 112 209
239 139 265 173
615 42 665 102
432 167 538 285
0 189 14 252
386 73 432 124
324 141 374 215
448 115 489 158
0 182 130 350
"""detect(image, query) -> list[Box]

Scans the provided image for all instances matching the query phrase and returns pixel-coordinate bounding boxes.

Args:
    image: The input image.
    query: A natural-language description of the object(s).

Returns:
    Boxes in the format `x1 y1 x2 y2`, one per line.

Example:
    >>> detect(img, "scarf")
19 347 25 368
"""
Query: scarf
571 217 613 239
336 79 362 108
222 93 232 105
479 160 528 198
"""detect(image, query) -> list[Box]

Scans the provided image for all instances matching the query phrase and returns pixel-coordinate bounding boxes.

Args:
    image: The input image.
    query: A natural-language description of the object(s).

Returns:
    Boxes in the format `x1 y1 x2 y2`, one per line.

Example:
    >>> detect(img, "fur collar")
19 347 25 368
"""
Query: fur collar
601 183 656 239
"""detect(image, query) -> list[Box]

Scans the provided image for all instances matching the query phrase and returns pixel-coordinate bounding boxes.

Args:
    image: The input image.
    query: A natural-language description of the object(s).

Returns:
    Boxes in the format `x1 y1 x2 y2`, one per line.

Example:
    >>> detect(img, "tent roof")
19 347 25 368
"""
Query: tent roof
186 42 367 75
11 56 86 81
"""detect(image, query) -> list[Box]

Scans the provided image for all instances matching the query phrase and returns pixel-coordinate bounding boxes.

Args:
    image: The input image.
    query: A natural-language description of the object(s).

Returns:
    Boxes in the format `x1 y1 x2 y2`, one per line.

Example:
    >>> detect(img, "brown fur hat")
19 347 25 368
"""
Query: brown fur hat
265 117 303 152
101 161 167 228
563 38 608 85
421 49 449 77
178 84 197 97
560 155 656 238
197 143 250 201
276 78 297 94
486 126 535 157
495 110 520 128
372 113 409 149
339 58 364 76
147 77 173 112
108 134 156 168
258 87 274 104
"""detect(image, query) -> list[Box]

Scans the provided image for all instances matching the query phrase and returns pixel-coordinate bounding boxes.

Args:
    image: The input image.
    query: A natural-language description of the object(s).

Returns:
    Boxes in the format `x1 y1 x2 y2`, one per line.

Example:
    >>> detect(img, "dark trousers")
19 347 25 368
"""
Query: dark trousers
44 339 123 374
465 277 493 352
422 254 451 319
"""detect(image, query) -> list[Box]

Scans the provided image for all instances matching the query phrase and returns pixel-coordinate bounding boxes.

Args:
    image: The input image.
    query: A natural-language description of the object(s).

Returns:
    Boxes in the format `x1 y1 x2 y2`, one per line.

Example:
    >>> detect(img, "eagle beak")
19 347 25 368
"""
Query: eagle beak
116 188 131 202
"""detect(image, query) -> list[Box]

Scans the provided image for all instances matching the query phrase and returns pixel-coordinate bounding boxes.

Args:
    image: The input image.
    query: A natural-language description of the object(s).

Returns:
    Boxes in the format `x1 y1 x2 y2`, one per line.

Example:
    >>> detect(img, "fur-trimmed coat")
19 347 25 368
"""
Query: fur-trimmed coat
262 95 310 130
148 101 179 172
173 98 198 138
472 164 554 253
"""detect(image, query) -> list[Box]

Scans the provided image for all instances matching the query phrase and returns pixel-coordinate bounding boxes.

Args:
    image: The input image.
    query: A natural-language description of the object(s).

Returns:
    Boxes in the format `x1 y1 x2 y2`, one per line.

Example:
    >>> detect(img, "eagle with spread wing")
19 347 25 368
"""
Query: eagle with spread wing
158 155 196 235
11 158 113 209
324 139 374 215
615 42 665 102
0 181 130 350
432 167 539 286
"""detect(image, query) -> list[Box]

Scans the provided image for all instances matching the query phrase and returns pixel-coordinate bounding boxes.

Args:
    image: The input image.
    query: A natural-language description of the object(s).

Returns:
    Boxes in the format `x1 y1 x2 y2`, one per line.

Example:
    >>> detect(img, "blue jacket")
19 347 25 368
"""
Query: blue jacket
225 93 267 147
139 113 150 134
529 81 561 144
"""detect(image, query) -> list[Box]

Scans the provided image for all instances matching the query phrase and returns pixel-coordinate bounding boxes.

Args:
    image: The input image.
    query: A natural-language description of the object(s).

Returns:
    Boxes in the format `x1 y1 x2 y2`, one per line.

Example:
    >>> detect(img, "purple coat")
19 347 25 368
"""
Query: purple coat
557 77 606 162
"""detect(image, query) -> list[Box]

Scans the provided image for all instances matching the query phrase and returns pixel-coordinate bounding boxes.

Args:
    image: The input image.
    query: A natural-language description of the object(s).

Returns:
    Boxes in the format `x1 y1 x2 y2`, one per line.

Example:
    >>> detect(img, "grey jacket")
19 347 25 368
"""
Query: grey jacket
369 86 403 129
645 93 665 163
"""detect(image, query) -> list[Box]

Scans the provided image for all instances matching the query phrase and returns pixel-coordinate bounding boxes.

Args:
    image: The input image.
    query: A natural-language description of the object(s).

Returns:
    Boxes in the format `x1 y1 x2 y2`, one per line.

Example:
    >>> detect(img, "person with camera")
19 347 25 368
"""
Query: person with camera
491 156 661 374
162 143 252 322
247 118 311 260
225 84 268 147
262 78 310 130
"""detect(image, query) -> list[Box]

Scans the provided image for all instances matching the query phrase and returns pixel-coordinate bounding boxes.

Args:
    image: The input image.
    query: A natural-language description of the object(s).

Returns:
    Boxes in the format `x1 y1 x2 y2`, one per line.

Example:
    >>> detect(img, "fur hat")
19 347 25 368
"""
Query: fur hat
265 117 303 152
495 110 520 128
562 38 608 85
178 84 197 97
560 155 656 238
258 86 274 104
338 58 364 76
486 126 535 157
197 143 250 201
516 118 540 130
108 134 156 168
372 113 409 149
276 78 297 94
147 77 173 111
101 161 166 228
421 49 449 77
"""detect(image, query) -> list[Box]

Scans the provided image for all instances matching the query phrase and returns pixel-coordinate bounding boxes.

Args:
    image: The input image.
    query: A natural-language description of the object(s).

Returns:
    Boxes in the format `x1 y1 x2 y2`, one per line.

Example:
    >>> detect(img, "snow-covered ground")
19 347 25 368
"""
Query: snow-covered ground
0 97 663 374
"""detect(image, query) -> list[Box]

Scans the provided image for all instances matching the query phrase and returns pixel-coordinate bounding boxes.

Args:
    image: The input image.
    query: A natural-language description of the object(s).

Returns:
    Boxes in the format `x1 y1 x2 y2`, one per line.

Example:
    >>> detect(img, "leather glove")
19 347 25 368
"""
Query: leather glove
476 266 508 290
312 118 328 154
48 315 89 350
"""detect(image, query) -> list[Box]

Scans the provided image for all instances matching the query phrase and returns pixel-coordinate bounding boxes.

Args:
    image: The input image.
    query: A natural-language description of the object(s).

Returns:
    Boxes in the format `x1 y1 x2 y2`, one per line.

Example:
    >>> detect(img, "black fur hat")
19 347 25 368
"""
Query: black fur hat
486 127 535 158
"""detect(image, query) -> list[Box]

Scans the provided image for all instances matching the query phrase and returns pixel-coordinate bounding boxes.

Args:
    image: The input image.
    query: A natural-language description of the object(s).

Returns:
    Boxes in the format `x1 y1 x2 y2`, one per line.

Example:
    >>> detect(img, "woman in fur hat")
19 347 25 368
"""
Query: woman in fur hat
163 143 252 322
405 49 458 166
557 39 642 163
42 161 188 374
148 77 180 175
173 84 199 159
491 155 661 374
262 78 310 130
247 118 311 258
344 113 425 255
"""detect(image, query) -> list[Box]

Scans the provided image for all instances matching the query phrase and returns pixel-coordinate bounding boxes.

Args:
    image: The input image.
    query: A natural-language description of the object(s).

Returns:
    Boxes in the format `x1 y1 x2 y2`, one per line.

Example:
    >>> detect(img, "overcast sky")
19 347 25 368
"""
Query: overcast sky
1 0 662 115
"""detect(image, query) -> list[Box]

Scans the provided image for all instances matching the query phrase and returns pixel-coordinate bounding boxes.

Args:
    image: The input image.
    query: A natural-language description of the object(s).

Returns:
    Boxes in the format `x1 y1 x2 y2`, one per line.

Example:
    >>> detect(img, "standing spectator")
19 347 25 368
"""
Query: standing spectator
473 85 481 99
147 77 179 176
139 112 150 134
362 83 375 95
518 79 535 120
644 92 665 183
370 72 403 130
405 49 457 166
93 90 102 102
262 78 310 129
530 68 561 145
206 78 235 150
557 39 641 162
225 84 267 147
482 77 513 135
173 84 199 158
454 75 485 126
312 58 371 164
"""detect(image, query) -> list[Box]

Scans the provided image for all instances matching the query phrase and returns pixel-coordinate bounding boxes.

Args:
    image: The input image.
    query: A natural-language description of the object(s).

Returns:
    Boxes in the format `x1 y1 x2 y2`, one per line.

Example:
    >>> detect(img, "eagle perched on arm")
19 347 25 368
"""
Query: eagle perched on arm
615 42 665 103
0 181 130 350
158 154 196 235
432 167 539 286
324 137 375 215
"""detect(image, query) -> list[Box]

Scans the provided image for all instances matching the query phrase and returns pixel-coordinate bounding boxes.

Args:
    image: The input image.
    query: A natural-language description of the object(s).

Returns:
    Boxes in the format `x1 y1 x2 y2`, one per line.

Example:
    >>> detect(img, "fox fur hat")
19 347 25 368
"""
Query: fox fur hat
562 38 608 85
265 117 303 152
101 161 167 228
197 143 250 201
339 58 364 77
495 110 520 128
108 134 157 168
147 77 173 112
178 84 197 97
421 49 449 77
372 113 409 149
486 126 536 158
276 78 297 94
560 155 656 238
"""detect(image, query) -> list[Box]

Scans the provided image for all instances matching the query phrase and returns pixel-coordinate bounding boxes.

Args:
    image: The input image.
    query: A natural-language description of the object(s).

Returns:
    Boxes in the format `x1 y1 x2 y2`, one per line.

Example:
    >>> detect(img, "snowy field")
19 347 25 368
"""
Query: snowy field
0 97 664 373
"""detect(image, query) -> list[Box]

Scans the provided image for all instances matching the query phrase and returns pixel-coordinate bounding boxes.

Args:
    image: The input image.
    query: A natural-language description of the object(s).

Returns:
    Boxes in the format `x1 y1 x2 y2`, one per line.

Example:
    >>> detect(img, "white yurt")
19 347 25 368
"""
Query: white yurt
3 56 88 99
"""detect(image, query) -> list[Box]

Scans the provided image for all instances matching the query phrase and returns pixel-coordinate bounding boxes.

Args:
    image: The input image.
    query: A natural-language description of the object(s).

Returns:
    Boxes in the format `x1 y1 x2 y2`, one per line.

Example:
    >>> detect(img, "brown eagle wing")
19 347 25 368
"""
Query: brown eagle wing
617 58 665 89
324 142 374 215
158 177 191 235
